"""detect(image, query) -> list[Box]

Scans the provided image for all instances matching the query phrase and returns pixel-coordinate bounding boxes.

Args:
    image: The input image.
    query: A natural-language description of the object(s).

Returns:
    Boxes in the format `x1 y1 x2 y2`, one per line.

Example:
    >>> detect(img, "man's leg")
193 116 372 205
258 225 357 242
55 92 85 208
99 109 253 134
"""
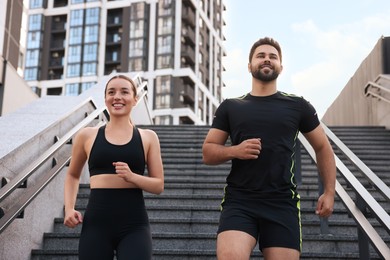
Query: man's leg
262 247 300 260
217 230 257 260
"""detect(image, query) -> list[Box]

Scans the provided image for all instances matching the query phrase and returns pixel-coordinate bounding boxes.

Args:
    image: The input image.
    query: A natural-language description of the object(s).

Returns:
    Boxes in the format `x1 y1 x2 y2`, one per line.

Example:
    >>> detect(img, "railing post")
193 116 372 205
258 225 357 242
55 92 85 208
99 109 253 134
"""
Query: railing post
356 193 370 259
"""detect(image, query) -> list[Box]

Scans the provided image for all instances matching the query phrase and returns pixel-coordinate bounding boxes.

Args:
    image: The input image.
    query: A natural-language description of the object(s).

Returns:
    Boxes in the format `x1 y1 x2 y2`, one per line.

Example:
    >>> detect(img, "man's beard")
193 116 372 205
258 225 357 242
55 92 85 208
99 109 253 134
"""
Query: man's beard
251 66 279 82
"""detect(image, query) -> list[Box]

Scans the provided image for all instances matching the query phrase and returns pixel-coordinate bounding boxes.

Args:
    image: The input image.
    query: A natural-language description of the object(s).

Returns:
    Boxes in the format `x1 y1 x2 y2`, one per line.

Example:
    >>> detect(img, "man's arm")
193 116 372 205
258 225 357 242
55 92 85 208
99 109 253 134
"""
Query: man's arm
303 125 336 218
202 128 261 165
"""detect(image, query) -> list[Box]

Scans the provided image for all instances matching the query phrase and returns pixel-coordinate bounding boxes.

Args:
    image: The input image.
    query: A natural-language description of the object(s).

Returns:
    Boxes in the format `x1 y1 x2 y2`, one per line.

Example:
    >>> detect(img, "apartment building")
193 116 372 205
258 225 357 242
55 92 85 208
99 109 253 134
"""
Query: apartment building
0 0 38 116
23 0 226 125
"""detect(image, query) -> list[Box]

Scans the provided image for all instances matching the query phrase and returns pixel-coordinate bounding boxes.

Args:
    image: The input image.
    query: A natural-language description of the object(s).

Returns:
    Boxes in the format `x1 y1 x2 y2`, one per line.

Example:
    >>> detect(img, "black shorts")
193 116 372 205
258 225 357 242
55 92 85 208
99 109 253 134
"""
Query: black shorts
79 188 152 260
217 195 302 252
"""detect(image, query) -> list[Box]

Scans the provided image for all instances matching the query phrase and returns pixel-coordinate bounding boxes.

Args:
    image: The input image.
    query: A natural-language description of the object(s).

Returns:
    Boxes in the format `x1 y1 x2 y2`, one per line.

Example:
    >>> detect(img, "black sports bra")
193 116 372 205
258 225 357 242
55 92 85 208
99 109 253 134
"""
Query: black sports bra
88 125 145 177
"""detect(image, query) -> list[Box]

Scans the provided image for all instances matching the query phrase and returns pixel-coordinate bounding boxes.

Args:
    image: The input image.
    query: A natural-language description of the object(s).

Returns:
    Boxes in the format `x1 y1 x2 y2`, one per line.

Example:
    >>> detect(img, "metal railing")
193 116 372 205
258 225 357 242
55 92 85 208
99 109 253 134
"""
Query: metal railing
364 74 390 104
0 74 151 234
0 99 109 233
298 122 390 259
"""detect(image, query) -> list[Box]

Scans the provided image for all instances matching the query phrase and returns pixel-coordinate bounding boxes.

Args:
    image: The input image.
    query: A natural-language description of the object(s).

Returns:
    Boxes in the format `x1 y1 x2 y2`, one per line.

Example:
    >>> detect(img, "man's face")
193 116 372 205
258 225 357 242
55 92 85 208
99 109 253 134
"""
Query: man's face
248 44 283 82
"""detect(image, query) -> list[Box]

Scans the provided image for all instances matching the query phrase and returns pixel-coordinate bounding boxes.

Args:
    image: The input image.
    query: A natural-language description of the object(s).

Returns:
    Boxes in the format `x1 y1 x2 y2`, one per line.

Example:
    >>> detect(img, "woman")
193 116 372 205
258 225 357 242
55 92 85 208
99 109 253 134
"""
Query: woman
64 74 164 259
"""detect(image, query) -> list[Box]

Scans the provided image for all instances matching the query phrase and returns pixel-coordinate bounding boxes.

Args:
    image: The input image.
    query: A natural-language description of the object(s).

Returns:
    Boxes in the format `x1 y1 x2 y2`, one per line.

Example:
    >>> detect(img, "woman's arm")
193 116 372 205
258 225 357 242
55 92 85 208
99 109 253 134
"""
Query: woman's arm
63 128 89 227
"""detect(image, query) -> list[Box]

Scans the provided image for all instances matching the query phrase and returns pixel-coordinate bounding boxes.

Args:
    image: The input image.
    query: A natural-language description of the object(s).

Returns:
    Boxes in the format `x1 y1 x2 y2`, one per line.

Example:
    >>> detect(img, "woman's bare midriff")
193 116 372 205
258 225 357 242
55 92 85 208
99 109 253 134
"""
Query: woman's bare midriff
90 174 138 189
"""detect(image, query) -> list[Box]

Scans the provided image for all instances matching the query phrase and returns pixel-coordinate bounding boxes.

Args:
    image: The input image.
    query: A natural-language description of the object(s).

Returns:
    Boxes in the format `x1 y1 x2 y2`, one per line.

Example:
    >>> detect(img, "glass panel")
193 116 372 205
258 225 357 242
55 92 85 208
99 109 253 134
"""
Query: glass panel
158 17 172 35
130 20 144 38
30 0 44 9
129 58 144 71
70 10 84 26
67 64 81 77
65 83 80 96
67 45 81 63
158 0 173 16
85 8 100 25
84 25 99 43
27 32 41 49
129 39 144 57
68 27 83 44
25 50 40 67
29 14 42 31
82 62 97 76
81 82 95 92
24 68 38 81
157 36 172 54
83 44 98 61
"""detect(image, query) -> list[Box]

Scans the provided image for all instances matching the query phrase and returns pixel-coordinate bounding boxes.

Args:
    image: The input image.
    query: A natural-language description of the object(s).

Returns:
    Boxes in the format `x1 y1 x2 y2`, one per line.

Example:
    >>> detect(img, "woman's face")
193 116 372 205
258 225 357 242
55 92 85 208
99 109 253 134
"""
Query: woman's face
104 77 137 116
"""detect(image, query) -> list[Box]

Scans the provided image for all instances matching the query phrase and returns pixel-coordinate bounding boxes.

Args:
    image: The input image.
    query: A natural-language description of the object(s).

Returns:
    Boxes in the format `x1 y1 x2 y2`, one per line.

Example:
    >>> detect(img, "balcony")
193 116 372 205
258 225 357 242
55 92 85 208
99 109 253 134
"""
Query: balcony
182 6 195 28
181 45 195 66
181 26 195 46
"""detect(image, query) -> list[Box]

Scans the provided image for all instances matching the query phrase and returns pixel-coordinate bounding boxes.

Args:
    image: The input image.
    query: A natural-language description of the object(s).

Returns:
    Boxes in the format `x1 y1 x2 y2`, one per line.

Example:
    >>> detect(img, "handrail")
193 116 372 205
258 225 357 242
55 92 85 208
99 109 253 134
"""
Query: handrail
321 122 390 202
0 157 70 233
0 99 109 233
0 100 107 203
298 128 390 259
364 75 390 104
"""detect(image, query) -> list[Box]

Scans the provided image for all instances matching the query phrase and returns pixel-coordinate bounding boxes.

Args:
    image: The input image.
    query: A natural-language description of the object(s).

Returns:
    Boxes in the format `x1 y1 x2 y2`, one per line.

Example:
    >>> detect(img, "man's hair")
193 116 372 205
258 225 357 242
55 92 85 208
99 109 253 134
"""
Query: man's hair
248 37 282 63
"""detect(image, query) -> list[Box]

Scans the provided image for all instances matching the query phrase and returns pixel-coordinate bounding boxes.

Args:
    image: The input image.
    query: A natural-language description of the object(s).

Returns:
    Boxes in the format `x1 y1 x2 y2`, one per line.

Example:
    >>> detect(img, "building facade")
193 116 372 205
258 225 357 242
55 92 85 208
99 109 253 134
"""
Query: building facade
23 0 226 125
0 0 38 116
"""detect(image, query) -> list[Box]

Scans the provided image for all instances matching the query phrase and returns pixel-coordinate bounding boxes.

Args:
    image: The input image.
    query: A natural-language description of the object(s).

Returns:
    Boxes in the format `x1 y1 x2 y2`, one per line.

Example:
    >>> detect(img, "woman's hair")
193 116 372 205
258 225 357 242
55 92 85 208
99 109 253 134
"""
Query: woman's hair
104 74 137 98
248 37 282 63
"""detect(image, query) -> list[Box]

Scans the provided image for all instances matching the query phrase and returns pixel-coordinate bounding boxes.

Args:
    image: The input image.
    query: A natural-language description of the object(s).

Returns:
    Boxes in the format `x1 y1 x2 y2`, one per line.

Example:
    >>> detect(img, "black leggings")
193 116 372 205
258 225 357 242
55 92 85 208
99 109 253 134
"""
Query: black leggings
78 188 152 260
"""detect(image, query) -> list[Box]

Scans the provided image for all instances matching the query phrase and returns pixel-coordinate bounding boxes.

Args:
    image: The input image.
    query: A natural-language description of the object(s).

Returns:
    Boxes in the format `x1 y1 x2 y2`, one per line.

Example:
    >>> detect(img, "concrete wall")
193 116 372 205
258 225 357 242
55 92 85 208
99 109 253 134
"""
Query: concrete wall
1 58 39 116
322 36 390 129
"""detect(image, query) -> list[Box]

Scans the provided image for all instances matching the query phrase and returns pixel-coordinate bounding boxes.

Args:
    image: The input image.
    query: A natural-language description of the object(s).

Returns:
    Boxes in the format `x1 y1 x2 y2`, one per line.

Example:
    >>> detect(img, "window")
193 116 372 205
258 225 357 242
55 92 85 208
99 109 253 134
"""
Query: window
156 76 171 93
156 55 172 69
65 83 80 96
27 32 41 49
70 10 84 26
158 0 173 16
24 68 38 81
131 2 146 19
129 39 144 57
69 27 83 44
30 0 45 9
67 64 80 77
84 25 99 43
67 46 81 63
157 36 172 54
82 62 97 76
85 8 100 25
129 58 144 71
29 15 42 31
81 82 95 92
130 20 144 38
83 44 98 62
25 50 40 67
154 115 171 125
158 17 172 35
155 94 171 109
155 76 171 109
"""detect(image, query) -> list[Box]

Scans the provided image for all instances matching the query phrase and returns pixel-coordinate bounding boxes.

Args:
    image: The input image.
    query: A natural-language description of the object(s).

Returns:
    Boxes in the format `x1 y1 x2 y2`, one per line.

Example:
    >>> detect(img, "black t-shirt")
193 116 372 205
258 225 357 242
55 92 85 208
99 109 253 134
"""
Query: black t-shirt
211 91 320 199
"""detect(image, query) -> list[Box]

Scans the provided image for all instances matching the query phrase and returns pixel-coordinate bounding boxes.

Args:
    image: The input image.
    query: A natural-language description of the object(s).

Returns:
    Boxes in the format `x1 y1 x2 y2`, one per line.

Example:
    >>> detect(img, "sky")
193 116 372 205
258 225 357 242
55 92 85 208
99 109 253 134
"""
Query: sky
221 0 390 117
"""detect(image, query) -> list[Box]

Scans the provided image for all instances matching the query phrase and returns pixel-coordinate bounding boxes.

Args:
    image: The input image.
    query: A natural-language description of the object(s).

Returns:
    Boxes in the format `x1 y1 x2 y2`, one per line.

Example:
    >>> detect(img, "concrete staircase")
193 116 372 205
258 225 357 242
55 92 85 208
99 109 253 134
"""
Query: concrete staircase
30 125 390 259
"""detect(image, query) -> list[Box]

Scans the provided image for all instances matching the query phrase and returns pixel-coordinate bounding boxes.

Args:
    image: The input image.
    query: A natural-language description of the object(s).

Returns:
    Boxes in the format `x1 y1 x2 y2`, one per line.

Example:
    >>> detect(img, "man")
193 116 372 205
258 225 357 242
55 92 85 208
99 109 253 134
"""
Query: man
202 37 336 260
